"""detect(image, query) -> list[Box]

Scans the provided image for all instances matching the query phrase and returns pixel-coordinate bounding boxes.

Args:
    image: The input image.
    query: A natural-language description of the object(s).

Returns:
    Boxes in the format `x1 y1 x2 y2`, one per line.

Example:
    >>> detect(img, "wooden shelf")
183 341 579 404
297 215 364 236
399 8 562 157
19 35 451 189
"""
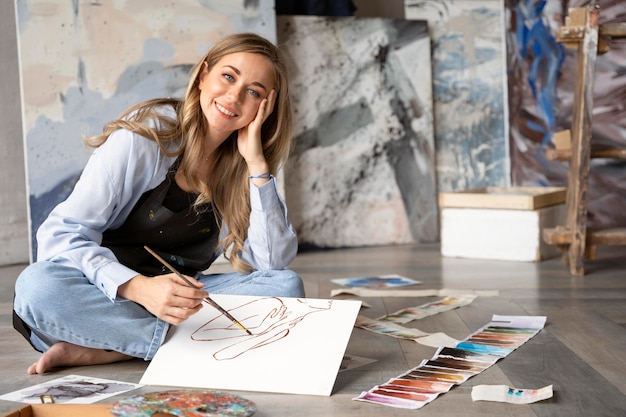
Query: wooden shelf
439 187 565 210
545 147 626 161
544 227 626 246
600 22 626 38
543 6 626 275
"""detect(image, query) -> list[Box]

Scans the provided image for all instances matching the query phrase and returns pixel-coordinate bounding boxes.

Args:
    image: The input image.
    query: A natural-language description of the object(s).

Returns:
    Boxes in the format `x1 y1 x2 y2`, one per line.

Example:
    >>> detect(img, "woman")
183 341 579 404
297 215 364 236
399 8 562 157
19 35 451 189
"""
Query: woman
13 33 304 374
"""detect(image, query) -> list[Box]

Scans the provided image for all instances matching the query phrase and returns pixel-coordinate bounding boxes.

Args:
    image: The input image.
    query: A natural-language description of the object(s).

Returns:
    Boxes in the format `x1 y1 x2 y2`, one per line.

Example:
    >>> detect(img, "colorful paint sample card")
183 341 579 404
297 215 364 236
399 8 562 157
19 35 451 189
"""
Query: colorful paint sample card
140 294 361 396
457 314 547 357
331 274 421 288
355 315 459 348
472 384 554 404
354 315 546 409
0 375 141 404
434 346 500 365
378 295 477 323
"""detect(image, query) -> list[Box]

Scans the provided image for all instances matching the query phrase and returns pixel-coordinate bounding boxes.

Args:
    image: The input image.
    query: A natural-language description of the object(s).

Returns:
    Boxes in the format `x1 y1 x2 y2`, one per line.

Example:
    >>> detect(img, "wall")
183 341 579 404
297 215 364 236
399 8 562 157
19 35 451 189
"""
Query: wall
0 0 29 265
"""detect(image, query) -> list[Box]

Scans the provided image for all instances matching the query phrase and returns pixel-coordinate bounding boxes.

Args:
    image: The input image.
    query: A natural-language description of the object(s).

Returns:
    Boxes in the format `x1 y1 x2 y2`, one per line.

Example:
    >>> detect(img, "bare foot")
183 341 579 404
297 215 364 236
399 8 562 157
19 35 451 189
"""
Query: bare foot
27 342 133 374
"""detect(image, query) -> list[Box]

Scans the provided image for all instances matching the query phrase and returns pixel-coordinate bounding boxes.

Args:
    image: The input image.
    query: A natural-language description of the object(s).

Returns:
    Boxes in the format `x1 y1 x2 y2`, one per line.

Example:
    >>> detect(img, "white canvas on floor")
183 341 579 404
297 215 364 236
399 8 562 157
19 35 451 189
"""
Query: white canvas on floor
140 294 362 396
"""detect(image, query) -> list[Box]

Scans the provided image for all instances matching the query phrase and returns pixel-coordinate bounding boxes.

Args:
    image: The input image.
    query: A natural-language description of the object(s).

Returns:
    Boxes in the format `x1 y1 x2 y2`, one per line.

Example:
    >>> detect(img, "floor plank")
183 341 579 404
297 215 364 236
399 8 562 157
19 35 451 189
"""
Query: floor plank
500 331 626 417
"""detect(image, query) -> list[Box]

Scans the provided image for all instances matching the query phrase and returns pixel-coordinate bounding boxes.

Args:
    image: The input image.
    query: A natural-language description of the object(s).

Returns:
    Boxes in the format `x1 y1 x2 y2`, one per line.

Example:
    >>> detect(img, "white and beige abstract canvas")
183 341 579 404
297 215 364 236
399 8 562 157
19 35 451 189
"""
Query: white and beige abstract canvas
15 0 276 259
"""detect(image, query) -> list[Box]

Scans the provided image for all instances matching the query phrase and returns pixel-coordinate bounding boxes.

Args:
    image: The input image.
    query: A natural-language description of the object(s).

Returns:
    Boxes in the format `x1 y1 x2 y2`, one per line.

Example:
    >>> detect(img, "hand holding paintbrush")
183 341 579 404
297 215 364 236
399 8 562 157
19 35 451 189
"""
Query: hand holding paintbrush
144 246 252 335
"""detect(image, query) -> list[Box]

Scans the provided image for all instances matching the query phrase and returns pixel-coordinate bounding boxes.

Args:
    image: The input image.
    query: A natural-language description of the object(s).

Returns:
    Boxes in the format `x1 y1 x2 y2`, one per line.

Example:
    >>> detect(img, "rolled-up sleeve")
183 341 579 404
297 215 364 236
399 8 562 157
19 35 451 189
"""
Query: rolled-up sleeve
239 177 298 270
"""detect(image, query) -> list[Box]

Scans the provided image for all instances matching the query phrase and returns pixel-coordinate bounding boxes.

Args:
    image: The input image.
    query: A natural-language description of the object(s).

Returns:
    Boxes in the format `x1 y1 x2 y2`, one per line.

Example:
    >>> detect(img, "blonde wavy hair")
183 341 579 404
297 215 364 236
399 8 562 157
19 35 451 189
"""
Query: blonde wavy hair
85 33 293 273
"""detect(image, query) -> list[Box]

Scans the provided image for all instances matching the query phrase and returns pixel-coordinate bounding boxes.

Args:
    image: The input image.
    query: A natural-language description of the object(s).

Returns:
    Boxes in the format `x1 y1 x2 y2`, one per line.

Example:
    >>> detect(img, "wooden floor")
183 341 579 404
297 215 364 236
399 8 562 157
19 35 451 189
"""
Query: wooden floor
1 243 626 416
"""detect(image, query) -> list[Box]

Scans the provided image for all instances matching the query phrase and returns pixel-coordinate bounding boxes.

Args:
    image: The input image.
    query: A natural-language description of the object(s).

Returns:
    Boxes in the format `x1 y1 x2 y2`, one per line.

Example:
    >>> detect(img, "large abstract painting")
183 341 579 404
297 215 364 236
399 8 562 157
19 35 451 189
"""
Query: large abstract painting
277 16 437 248
405 0 508 192
506 0 626 229
16 0 276 259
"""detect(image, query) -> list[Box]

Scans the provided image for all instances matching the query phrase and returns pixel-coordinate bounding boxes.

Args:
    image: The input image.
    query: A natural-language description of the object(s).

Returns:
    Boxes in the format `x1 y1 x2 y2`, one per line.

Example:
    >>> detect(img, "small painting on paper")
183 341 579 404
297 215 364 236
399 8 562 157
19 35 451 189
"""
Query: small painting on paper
0 375 141 404
332 275 421 288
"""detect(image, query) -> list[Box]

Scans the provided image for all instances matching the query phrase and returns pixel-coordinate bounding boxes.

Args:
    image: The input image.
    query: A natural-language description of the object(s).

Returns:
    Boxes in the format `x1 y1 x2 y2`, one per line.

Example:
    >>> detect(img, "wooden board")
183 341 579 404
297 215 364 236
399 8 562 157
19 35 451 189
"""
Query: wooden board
1 404 112 417
438 187 566 210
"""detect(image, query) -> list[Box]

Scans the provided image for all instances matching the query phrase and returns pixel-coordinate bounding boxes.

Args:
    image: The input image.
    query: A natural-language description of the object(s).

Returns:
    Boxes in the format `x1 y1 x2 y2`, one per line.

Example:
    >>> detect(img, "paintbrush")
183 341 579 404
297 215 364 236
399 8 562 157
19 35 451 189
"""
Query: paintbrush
144 245 252 336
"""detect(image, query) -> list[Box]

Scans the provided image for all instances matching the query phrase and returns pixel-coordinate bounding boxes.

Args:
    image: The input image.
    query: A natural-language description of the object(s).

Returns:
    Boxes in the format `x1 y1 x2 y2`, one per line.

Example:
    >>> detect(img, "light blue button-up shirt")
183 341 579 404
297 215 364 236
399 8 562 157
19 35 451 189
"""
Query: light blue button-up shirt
36 105 298 302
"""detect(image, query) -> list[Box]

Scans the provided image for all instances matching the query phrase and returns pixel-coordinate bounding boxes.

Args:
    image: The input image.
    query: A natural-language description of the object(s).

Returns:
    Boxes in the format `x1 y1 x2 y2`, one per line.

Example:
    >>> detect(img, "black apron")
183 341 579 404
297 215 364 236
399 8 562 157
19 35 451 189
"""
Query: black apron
14 160 221 347
101 160 220 276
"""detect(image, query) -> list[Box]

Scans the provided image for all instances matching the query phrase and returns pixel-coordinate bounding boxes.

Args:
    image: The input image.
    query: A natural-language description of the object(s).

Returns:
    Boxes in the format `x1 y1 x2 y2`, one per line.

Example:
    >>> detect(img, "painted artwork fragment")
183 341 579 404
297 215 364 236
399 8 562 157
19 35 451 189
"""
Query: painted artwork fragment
405 0 508 192
277 16 437 247
15 0 276 258
331 274 421 288
140 294 362 396
506 0 626 229
0 375 141 404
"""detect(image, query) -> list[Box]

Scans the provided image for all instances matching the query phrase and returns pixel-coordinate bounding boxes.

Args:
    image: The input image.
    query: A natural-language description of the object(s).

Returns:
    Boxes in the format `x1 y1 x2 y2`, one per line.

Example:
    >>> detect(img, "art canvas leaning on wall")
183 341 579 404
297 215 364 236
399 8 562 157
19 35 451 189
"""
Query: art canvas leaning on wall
277 16 437 248
15 0 276 259
506 0 626 230
405 0 509 193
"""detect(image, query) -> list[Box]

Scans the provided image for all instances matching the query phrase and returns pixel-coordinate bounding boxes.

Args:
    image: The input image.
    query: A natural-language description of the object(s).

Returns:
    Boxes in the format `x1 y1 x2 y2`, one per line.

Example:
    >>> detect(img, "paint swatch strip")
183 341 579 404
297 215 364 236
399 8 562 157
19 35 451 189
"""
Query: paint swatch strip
353 315 547 410
471 384 554 404
377 295 477 323
355 315 459 348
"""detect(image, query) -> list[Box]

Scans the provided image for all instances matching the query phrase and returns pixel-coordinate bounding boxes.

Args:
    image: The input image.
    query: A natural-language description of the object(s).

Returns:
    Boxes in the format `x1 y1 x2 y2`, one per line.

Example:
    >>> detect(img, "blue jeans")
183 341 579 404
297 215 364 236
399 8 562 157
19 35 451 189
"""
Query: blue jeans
13 261 304 360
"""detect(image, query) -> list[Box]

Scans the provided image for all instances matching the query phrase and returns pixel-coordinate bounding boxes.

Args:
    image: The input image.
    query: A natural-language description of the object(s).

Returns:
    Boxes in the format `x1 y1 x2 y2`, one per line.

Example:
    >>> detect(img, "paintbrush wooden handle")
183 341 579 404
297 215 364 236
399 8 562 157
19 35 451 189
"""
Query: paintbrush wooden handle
144 246 252 335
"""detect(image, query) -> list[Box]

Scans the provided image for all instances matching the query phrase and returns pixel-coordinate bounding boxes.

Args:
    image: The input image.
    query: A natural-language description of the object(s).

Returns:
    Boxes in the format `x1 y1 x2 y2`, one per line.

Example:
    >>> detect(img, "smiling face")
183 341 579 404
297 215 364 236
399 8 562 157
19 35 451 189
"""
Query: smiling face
197 52 276 145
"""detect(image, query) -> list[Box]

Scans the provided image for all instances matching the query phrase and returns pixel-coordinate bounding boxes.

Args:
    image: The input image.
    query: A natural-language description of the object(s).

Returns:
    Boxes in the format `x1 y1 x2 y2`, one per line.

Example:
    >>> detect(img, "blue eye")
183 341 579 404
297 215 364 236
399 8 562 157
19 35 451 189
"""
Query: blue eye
248 89 260 97
223 73 234 81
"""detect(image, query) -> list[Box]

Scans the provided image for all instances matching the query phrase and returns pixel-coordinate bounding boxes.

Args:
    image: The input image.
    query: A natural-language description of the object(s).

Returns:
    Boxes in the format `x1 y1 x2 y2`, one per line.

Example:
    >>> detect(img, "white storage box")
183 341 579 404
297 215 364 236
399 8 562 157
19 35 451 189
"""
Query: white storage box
439 187 566 262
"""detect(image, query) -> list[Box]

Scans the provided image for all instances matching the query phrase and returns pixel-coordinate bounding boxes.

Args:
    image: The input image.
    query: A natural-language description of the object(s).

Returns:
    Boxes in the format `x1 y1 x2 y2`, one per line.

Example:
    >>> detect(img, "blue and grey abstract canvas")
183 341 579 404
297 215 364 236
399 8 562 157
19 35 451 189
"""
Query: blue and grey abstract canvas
278 16 437 247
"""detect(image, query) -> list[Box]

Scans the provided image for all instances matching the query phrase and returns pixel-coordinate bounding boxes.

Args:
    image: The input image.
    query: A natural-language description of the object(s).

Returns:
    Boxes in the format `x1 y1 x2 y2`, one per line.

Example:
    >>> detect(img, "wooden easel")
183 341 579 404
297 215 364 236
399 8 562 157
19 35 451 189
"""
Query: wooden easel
543 6 626 276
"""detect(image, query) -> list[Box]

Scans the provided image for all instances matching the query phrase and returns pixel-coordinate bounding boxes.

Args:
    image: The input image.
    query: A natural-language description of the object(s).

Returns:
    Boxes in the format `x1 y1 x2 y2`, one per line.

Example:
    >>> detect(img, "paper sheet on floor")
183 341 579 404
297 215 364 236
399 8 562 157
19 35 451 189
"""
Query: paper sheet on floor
355 315 459 347
0 375 142 404
471 384 554 404
331 274 421 288
378 295 477 323
331 288 499 297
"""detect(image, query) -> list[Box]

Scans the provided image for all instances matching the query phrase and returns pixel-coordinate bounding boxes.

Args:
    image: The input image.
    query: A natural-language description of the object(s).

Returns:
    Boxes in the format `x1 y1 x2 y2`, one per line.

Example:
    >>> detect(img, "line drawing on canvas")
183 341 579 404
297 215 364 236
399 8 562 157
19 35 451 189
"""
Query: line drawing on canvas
191 297 333 360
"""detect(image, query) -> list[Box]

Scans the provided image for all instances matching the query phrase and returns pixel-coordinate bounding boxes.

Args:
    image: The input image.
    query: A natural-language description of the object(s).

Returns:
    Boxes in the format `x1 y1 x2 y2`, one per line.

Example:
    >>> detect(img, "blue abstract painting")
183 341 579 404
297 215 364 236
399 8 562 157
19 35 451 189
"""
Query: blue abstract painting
405 0 508 192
